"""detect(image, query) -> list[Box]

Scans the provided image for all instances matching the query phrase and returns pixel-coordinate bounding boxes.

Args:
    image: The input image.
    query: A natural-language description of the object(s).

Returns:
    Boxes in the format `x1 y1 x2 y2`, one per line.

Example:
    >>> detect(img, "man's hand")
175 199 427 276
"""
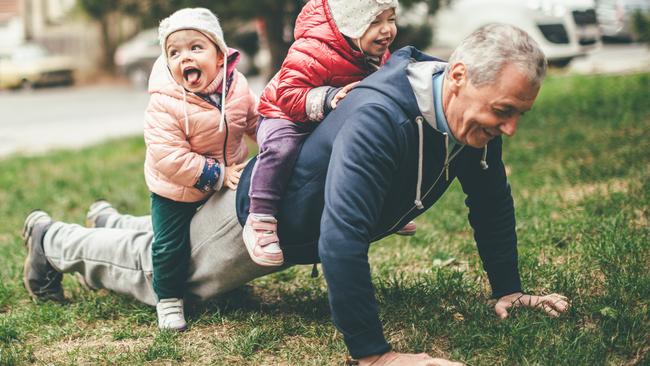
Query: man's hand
331 81 360 109
494 292 570 319
222 162 247 190
357 351 464 366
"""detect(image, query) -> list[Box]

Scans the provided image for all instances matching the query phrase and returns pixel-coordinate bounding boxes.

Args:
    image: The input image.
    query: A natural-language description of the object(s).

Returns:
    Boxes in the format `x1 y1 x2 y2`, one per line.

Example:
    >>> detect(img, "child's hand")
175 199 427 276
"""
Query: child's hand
331 81 360 109
223 162 247 190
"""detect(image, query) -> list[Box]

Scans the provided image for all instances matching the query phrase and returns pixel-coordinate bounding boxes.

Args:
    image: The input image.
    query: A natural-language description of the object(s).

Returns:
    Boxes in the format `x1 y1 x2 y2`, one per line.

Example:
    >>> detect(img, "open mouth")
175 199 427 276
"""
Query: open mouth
373 38 390 46
183 67 201 84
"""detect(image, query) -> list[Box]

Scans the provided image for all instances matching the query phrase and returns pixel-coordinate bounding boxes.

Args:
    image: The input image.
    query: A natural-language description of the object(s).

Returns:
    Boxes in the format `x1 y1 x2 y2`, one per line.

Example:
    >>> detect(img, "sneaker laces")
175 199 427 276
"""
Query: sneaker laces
158 299 184 318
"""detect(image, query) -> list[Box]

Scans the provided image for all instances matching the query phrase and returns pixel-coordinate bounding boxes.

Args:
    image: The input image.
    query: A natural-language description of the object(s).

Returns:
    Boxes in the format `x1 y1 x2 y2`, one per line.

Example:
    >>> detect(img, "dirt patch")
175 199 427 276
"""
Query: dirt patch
32 333 151 364
560 179 629 203
632 208 648 230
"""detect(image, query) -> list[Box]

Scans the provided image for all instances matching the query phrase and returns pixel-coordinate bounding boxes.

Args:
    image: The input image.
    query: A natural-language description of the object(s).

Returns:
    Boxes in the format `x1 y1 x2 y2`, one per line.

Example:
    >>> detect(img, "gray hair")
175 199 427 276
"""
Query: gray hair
446 23 547 88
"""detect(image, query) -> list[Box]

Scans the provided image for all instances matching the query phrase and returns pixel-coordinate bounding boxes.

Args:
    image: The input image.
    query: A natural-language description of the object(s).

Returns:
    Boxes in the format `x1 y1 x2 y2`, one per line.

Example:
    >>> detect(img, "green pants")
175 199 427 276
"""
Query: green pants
151 193 204 300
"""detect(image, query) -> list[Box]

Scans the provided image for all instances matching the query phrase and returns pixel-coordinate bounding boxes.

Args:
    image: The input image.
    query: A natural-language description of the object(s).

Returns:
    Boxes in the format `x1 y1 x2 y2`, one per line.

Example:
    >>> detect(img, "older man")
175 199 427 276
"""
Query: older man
23 24 568 365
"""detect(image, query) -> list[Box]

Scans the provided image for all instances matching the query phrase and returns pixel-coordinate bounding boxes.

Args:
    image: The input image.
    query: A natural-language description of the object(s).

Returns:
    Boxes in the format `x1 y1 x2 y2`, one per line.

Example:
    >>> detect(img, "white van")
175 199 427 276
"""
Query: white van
431 0 601 67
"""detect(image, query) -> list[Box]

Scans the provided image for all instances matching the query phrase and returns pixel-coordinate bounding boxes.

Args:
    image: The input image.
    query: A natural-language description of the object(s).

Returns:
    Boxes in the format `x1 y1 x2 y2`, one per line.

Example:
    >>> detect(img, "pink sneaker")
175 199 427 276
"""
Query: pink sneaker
396 221 417 236
242 214 284 266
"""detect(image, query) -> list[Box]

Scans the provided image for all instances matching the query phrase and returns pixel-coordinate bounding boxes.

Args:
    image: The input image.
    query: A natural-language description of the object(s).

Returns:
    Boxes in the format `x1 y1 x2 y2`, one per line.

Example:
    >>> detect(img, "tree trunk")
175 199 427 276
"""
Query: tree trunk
98 16 115 72
23 0 34 41
263 15 290 76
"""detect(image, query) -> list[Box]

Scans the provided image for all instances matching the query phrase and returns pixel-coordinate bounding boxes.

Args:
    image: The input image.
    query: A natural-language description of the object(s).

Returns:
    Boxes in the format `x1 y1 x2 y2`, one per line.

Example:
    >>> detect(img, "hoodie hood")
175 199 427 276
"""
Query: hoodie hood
355 46 441 120
404 60 447 131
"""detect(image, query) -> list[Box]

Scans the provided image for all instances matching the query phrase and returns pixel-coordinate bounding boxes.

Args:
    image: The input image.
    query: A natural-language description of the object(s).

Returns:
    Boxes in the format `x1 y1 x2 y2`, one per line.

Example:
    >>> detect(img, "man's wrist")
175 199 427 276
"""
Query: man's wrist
357 352 384 366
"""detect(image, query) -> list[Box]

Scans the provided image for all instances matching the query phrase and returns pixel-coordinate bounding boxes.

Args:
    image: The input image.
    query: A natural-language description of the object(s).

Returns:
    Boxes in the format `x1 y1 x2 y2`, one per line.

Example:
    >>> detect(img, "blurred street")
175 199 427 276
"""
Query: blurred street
569 43 650 74
0 84 149 157
0 75 266 158
0 44 648 159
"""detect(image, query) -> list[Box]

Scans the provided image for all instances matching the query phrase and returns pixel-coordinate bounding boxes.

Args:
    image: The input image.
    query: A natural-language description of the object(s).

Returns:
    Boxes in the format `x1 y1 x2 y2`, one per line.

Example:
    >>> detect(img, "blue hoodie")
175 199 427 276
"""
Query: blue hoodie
237 46 521 359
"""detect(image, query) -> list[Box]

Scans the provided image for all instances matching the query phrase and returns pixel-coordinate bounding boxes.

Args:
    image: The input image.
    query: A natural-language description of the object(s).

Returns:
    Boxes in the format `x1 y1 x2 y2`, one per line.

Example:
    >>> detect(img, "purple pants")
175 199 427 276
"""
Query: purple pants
249 117 317 215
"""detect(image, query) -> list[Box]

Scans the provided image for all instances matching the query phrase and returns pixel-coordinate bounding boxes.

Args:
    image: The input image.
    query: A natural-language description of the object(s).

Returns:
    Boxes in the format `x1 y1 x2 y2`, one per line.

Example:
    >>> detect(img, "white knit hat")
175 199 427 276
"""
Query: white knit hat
158 7 227 60
328 0 399 39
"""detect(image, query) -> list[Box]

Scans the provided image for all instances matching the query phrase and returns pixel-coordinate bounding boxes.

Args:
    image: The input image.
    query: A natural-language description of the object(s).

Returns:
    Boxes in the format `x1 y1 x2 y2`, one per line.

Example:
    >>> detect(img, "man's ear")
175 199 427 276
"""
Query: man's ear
447 62 467 91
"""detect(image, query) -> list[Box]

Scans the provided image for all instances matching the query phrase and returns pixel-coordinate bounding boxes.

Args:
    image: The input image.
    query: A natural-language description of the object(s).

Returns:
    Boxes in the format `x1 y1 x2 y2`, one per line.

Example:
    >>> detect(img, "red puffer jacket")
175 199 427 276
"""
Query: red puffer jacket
258 0 390 122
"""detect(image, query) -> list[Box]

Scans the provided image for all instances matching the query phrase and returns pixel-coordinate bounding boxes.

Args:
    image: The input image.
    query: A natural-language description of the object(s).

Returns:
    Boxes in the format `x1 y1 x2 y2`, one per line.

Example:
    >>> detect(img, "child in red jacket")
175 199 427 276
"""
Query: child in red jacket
244 0 415 267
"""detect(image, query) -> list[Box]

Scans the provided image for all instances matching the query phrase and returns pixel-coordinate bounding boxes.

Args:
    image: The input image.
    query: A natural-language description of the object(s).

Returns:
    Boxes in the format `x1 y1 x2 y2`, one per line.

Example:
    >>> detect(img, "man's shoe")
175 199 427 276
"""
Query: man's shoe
157 298 188 331
85 199 118 228
242 214 284 266
396 221 417 236
22 210 65 303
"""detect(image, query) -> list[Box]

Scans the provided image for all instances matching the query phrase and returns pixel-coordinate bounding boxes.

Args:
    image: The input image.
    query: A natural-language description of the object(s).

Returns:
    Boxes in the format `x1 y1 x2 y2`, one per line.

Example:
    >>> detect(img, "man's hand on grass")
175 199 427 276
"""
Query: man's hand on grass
494 292 570 319
357 351 464 366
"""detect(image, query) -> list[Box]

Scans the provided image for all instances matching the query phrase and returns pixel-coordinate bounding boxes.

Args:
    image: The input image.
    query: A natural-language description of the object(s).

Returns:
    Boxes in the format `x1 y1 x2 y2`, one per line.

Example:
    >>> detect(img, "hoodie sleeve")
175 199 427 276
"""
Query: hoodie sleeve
318 103 402 359
275 38 331 123
456 137 521 298
144 94 206 188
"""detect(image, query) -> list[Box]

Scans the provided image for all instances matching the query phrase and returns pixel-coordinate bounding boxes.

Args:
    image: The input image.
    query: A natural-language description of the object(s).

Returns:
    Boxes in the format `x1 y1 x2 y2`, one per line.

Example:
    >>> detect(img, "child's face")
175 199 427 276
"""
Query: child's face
165 29 223 93
357 8 397 57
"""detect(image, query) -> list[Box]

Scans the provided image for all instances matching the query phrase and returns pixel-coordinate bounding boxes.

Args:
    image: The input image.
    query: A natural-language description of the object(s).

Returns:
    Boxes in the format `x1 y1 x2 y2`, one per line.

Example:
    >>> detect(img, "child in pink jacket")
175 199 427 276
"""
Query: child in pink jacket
144 8 257 331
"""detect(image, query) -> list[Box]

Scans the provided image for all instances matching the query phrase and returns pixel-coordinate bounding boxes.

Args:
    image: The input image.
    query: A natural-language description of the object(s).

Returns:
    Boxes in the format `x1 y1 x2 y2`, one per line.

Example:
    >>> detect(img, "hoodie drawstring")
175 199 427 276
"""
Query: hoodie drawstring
480 146 489 170
444 133 450 181
414 117 424 210
219 54 228 132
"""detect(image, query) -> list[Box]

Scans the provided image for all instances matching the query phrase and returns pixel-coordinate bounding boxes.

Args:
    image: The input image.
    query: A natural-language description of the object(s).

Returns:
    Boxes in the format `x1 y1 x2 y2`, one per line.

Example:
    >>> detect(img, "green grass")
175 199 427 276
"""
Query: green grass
1 72 649 365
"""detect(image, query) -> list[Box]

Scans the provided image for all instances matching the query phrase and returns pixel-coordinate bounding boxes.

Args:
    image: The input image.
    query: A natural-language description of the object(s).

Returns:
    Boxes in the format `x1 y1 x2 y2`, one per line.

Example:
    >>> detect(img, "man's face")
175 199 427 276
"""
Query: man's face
444 62 540 148
165 29 223 93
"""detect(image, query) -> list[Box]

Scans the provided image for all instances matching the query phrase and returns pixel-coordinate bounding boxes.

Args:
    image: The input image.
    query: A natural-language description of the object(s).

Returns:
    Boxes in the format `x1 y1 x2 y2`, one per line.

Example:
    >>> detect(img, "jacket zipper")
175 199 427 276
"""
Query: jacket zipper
222 114 229 166
372 129 464 240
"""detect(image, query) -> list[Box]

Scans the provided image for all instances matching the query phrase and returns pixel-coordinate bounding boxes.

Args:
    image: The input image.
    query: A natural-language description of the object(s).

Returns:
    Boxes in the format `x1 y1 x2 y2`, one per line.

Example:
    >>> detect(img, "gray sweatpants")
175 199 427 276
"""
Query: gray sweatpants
43 189 281 306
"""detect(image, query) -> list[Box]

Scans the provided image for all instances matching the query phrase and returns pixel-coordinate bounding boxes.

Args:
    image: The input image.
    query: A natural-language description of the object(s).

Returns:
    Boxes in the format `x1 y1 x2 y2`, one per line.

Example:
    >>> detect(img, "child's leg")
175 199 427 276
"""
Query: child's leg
249 118 316 216
245 117 315 266
150 193 202 330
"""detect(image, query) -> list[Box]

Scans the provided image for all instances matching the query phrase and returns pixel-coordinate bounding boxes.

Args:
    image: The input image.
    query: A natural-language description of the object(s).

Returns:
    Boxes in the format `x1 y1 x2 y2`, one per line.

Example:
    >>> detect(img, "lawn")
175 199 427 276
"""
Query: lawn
0 72 648 365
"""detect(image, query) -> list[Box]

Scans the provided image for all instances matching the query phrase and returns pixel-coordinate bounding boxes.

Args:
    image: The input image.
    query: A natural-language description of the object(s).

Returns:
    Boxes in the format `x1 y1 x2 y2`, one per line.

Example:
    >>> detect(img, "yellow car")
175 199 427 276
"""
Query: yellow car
0 43 75 90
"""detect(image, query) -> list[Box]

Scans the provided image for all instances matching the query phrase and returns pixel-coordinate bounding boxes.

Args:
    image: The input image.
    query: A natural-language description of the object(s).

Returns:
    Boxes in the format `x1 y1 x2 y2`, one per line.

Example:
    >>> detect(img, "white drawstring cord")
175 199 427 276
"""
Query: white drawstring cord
219 53 228 132
480 145 489 170
414 117 424 210
181 88 189 136
444 133 449 181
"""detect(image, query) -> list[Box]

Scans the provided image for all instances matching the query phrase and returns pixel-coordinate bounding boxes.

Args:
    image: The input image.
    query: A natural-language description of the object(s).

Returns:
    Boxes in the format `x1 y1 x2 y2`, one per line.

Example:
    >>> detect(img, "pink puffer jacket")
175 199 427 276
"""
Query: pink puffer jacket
144 54 258 203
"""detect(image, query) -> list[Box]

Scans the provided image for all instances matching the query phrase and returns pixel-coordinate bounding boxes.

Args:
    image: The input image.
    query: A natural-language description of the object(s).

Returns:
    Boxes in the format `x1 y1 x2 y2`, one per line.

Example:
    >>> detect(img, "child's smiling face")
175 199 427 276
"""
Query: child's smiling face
356 8 397 57
165 29 223 93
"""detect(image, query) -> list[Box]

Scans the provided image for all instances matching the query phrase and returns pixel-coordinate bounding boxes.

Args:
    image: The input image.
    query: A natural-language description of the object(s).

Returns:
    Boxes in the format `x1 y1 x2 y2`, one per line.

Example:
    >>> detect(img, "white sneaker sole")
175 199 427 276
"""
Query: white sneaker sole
85 200 115 228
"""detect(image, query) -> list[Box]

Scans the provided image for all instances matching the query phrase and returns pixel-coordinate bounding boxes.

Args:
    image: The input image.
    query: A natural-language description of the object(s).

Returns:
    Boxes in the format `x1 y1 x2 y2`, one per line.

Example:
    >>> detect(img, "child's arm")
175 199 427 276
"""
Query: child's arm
275 39 336 123
144 97 224 192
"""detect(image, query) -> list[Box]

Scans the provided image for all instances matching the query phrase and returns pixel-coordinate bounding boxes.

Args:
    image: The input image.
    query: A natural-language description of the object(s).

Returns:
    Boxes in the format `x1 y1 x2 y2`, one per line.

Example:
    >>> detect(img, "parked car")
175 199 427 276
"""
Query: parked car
114 28 161 88
432 0 601 67
596 0 650 41
0 43 75 90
